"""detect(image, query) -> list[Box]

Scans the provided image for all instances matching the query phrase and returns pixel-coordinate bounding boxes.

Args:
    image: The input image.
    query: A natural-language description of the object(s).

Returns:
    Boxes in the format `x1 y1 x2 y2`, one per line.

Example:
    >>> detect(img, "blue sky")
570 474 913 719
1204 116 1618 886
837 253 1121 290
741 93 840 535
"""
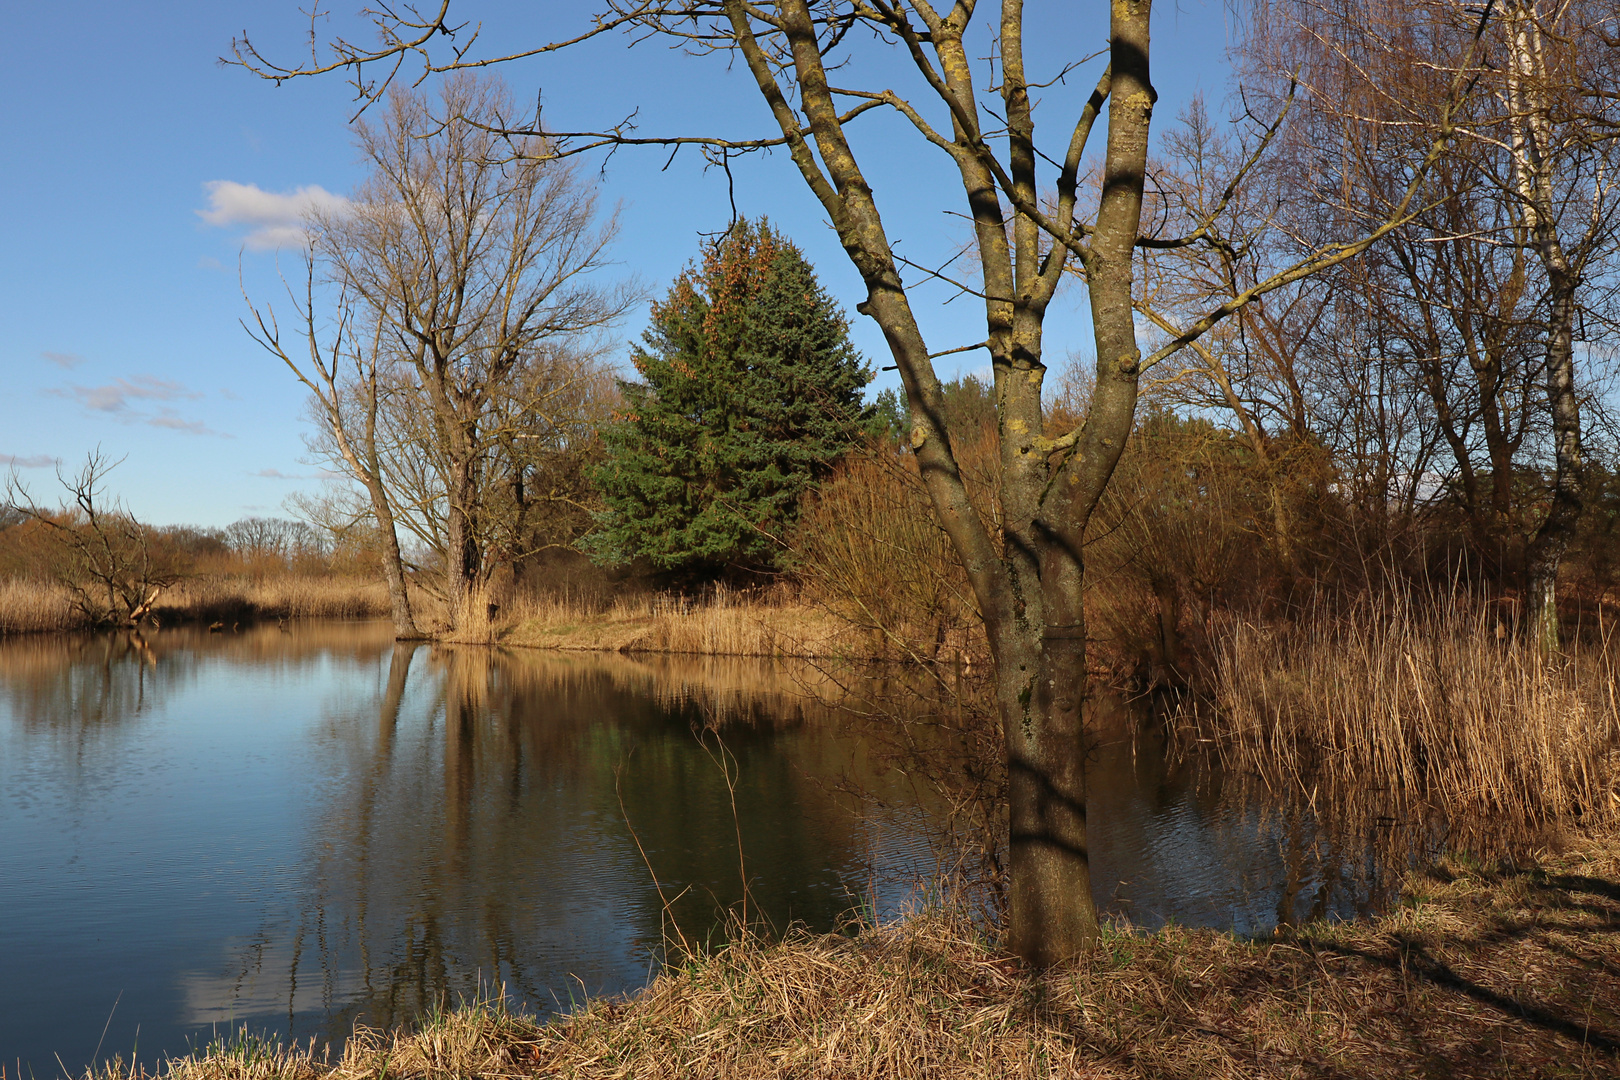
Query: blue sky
1 2 1237 527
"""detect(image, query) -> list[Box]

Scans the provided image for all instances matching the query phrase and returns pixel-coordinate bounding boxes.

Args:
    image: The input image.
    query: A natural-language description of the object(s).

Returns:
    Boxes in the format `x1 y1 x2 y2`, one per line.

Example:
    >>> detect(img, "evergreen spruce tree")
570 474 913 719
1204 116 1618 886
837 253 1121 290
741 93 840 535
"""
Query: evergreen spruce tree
590 219 870 572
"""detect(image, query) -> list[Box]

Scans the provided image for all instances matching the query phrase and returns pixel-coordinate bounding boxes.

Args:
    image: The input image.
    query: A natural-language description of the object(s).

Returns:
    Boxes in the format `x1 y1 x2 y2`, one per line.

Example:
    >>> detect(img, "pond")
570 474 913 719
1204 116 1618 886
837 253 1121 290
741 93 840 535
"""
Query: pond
0 623 1383 1074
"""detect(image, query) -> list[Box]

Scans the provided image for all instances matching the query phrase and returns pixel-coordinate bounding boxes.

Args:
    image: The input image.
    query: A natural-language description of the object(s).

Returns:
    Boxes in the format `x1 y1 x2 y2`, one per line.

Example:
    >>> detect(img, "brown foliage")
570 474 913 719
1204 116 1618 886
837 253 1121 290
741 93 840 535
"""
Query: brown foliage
789 439 988 665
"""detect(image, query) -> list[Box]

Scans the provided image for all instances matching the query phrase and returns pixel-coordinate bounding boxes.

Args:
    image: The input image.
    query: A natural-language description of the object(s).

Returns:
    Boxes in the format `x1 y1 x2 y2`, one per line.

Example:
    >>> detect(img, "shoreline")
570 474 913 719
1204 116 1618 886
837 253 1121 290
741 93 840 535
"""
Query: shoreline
86 828 1620 1079
0 575 390 635
490 594 988 665
0 582 987 666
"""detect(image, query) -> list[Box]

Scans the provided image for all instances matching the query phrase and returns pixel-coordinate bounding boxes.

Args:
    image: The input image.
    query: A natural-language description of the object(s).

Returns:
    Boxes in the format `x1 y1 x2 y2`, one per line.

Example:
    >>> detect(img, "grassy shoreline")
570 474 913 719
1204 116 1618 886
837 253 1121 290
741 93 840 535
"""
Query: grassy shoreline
0 579 977 665
87 830 1619 1080
495 591 885 659
0 575 390 634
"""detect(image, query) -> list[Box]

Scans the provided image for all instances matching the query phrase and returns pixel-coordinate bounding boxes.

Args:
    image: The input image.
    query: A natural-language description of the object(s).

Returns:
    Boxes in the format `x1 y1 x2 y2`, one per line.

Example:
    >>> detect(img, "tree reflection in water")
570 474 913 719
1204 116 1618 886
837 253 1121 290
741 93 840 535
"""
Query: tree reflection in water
246 643 914 1049
1 623 1405 1073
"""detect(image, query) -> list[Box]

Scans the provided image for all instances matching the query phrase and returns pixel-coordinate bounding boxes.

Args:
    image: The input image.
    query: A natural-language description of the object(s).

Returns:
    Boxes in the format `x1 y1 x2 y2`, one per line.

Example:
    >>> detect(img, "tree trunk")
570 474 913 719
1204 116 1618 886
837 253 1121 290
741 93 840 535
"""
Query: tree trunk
1524 285 1583 653
366 475 421 639
1003 623 1100 964
1505 3 1587 655
444 453 483 629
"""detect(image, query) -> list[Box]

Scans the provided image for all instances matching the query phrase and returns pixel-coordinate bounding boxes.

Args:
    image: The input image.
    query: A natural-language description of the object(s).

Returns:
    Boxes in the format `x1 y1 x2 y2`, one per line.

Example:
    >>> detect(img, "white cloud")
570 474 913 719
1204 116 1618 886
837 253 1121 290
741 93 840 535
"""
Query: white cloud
149 409 227 437
197 180 350 250
41 350 84 369
1 454 57 468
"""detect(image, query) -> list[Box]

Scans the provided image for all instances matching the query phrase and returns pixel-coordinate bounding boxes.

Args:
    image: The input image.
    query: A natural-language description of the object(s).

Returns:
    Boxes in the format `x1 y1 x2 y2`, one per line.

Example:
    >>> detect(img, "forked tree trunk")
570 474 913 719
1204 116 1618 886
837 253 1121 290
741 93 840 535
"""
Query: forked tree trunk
729 0 1153 963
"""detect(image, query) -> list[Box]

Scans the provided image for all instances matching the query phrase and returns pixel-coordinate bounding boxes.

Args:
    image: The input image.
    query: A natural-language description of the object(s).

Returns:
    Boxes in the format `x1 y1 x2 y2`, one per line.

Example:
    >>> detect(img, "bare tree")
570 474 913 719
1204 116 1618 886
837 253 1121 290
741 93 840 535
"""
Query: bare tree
1226 0 1620 646
318 75 635 629
4 452 182 627
234 1 1490 963
1490 0 1620 650
248 75 633 635
246 255 425 639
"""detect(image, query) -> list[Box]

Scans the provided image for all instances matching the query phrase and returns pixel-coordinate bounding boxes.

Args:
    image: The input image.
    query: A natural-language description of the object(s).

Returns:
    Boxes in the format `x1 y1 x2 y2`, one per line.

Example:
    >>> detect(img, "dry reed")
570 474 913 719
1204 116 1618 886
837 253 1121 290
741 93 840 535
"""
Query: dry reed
0 577 82 633
159 575 389 622
84 831 1620 1079
0 574 389 634
503 587 862 658
1186 598 1620 839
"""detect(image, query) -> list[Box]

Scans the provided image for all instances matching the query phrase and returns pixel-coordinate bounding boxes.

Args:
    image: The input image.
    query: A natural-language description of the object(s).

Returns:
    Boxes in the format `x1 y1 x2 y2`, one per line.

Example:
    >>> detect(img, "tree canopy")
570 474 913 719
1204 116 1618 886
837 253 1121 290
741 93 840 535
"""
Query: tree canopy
589 219 870 574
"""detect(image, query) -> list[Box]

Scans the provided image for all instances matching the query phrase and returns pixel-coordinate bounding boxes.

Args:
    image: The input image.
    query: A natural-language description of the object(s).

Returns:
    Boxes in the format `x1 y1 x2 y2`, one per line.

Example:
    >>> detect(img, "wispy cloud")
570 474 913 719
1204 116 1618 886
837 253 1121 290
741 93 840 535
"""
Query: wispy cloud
41 350 84 369
253 467 338 480
46 375 225 436
50 375 202 414
149 410 227 437
197 180 350 250
1 454 58 469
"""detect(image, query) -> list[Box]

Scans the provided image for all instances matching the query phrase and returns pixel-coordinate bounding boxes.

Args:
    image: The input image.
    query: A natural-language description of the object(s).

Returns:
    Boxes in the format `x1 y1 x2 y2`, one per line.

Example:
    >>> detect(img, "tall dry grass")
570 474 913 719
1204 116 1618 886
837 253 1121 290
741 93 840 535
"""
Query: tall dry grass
1186 599 1620 837
503 586 859 657
0 577 82 633
159 575 389 622
0 574 390 634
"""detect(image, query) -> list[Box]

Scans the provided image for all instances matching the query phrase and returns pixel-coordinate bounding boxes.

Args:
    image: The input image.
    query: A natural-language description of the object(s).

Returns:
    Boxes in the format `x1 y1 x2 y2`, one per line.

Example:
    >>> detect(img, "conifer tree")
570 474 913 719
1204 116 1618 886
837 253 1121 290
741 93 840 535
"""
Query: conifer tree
590 219 869 572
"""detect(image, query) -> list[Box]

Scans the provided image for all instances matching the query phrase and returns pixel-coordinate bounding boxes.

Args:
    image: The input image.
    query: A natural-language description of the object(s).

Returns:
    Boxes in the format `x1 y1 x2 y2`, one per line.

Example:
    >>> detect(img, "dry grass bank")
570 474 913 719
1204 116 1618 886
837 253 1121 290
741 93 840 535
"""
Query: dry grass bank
0 575 389 633
88 831 1620 1080
499 589 877 659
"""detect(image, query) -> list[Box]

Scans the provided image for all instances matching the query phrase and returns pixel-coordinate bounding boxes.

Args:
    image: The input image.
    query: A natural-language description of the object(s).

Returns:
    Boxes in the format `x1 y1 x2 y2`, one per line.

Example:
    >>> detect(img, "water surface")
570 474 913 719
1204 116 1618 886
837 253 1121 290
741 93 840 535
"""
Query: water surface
0 623 1377 1073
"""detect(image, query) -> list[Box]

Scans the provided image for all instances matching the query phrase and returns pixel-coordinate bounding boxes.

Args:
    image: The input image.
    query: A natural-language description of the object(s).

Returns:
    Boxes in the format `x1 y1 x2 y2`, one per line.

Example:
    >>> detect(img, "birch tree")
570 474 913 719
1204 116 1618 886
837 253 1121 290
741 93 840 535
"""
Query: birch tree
1230 0 1620 647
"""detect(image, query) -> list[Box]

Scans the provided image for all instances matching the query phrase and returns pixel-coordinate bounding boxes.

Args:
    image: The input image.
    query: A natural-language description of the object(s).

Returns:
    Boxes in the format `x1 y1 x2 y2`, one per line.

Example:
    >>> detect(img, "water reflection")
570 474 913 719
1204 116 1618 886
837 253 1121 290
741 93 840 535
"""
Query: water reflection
258 643 898 1046
0 625 923 1073
0 625 1385 1076
1086 725 1387 934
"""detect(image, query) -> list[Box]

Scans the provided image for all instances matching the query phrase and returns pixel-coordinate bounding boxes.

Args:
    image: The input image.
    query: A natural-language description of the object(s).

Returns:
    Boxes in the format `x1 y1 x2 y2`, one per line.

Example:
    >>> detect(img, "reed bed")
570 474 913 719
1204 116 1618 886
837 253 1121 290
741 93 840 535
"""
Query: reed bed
159 575 390 622
0 574 390 633
1187 600 1620 836
503 588 862 658
84 831 1620 1079
0 577 82 633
